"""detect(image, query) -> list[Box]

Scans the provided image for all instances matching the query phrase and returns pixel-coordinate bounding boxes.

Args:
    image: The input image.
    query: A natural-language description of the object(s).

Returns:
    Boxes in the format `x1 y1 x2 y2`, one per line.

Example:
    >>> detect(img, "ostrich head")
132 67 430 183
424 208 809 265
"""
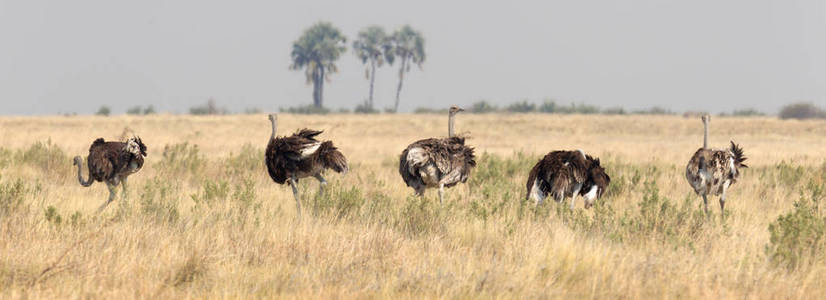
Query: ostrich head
72 156 83 166
448 105 465 115
125 136 147 157
582 157 611 209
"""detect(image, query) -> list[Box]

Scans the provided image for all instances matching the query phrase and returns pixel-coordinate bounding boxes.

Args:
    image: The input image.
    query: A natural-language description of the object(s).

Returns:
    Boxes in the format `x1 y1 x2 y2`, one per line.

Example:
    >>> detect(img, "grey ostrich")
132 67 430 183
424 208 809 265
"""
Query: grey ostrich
525 150 610 209
685 115 748 214
264 114 348 216
399 105 476 204
73 136 147 211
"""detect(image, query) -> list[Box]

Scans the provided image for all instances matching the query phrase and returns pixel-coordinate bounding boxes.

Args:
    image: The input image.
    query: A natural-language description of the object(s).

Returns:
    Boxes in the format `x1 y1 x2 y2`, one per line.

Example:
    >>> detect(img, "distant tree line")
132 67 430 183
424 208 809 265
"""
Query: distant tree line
290 22 426 112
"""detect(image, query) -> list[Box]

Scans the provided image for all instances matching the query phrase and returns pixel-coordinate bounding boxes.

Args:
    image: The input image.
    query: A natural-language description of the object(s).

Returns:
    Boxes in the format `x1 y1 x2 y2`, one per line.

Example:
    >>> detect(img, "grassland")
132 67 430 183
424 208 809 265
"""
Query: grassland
1 114 825 298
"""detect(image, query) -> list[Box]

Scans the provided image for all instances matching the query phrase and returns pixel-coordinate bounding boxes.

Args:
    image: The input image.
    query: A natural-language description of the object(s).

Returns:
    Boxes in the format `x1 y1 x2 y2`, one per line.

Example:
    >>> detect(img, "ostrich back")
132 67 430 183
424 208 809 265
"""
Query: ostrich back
525 150 590 199
399 136 476 189
265 129 348 184
86 138 144 182
685 142 747 196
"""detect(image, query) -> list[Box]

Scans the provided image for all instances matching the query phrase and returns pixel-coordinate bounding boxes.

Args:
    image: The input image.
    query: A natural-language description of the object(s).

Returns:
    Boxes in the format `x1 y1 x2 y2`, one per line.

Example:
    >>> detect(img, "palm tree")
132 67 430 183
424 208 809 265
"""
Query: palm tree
352 25 391 111
290 22 347 108
388 25 426 113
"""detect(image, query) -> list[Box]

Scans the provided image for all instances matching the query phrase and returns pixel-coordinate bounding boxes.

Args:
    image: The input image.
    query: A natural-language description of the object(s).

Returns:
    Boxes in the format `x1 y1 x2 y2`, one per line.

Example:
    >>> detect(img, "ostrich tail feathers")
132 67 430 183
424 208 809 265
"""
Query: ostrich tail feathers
730 141 748 168
318 141 348 174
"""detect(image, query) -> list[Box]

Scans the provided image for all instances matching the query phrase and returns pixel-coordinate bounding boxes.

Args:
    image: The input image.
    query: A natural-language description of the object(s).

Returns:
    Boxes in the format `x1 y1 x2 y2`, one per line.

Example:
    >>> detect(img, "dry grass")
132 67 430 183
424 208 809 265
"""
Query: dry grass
1 113 825 298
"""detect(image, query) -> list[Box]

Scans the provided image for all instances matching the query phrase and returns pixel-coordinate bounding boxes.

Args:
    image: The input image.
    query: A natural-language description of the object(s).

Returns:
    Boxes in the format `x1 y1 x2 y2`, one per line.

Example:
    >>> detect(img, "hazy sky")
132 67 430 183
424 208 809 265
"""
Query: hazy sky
1 0 824 115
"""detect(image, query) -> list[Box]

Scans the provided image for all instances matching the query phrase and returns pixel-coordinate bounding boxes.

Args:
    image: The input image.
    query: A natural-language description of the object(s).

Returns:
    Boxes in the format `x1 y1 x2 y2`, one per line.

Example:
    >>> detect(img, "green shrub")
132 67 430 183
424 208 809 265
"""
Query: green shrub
538 100 556 113
190 179 229 210
506 100 536 113
767 181 826 270
15 140 69 173
779 102 825 120
396 195 445 236
0 179 26 216
44 206 62 226
95 106 111 116
311 183 366 220
139 177 180 223
470 101 497 113
223 144 262 179
279 105 330 115
159 142 205 176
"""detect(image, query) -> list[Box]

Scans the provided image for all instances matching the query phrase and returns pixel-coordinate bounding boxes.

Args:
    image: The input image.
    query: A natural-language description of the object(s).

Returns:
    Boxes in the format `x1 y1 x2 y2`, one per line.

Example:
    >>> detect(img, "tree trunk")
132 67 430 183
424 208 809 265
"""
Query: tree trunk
313 66 325 108
368 61 376 110
394 58 407 113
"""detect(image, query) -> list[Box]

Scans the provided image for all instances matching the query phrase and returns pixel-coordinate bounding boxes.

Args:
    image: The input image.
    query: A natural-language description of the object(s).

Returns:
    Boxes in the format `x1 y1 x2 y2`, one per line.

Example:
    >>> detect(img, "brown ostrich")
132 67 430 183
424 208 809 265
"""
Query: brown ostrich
73 136 147 211
264 114 348 216
685 115 747 213
399 105 476 204
525 150 610 209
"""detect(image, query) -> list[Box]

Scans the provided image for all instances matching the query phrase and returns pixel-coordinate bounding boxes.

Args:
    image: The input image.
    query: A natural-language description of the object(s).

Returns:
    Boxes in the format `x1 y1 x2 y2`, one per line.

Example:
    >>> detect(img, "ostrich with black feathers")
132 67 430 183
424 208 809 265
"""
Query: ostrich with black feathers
73 136 147 211
526 150 610 209
399 105 476 204
265 114 348 216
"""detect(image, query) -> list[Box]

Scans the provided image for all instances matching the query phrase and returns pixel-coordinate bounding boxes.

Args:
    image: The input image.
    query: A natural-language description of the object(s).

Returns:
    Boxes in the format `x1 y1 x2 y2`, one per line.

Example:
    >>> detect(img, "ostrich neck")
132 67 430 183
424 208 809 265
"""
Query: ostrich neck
703 121 708 150
448 114 455 137
270 119 277 140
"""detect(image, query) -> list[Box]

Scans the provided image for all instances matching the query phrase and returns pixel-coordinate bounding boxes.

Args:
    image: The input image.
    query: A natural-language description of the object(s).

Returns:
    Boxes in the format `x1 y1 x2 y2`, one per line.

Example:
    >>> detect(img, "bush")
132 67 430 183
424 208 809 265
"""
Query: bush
95 106 111 116
139 177 180 223
602 107 626 115
279 105 330 115
158 143 205 176
190 99 228 115
15 140 69 174
243 107 262 114
0 178 27 216
767 181 826 270
470 101 497 113
127 105 156 115
556 102 599 114
354 101 379 114
632 106 672 115
538 100 556 113
731 108 764 117
506 100 536 113
779 102 825 120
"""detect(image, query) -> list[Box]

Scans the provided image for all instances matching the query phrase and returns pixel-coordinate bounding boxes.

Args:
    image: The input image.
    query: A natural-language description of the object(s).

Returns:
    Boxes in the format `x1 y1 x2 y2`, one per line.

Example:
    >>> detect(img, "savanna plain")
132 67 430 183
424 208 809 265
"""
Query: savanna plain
1 114 826 299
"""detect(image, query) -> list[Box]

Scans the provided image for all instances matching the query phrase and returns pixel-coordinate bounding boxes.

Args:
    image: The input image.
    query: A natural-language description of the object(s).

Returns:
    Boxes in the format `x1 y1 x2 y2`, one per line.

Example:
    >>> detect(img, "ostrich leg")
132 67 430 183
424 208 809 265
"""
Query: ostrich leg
570 184 582 210
314 173 328 194
702 194 709 215
438 183 445 204
288 177 301 216
719 180 731 211
120 176 129 200
99 181 118 212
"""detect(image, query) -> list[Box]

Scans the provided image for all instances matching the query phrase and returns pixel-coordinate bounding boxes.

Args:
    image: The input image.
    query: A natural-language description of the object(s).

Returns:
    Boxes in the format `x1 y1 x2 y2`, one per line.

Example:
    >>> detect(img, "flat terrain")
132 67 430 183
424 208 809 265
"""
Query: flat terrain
1 114 825 298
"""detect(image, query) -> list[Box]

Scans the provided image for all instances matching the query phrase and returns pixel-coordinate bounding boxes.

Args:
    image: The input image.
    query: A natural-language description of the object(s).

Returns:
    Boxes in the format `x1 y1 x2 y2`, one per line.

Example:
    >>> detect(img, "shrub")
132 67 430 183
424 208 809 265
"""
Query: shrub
158 143 205 176
279 105 330 115
223 144 262 179
139 177 180 223
506 100 536 113
127 105 156 115
354 101 379 114
731 108 764 117
556 102 599 114
15 140 69 174
243 107 262 114
538 100 556 113
190 99 228 115
602 107 626 115
779 102 825 120
190 179 229 210
95 106 111 116
0 178 27 216
470 101 497 113
396 195 445 236
767 181 826 270
632 106 672 115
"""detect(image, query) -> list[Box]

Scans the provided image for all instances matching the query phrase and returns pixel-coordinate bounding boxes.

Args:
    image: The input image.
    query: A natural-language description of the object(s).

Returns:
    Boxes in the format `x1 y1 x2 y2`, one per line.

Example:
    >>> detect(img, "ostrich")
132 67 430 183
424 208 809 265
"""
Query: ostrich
265 114 348 216
525 150 611 209
685 115 748 213
73 136 147 211
399 105 476 204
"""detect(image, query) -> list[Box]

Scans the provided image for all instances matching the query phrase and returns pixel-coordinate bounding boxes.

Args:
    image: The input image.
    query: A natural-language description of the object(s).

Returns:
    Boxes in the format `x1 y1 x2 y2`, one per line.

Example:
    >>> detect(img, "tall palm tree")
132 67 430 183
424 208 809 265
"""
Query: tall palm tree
290 22 347 108
352 25 391 111
388 25 426 113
